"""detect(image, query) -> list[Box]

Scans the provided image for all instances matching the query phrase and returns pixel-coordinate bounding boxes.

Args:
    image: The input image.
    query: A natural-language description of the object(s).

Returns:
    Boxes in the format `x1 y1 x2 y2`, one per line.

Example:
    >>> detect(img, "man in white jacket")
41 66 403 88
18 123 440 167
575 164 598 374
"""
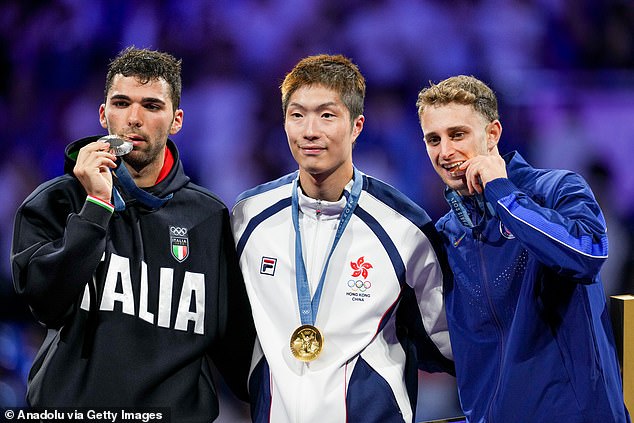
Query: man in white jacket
231 54 453 423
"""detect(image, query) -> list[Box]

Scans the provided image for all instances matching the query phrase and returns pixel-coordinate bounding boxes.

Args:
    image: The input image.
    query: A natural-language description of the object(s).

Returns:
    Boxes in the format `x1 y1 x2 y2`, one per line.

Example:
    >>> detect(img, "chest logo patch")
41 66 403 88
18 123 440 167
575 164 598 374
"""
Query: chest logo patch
346 256 373 302
170 226 189 262
260 256 277 276
499 221 515 240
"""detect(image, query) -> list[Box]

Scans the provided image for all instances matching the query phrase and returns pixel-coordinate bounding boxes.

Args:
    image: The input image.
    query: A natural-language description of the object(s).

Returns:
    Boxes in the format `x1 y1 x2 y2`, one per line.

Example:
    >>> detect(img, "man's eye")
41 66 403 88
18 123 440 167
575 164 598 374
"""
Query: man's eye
425 137 440 146
113 101 129 107
451 132 465 140
145 104 161 110
322 113 334 119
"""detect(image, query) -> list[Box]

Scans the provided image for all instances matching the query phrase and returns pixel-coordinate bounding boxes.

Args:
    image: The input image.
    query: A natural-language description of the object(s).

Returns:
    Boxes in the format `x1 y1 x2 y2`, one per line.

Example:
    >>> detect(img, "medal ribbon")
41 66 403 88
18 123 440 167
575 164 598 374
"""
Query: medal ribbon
112 160 173 211
444 187 495 229
292 167 363 326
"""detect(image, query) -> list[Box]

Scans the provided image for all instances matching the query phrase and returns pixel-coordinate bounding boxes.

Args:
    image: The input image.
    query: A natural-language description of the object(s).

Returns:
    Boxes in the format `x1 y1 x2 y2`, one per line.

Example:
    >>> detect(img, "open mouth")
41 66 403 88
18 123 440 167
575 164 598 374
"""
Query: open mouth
442 161 465 177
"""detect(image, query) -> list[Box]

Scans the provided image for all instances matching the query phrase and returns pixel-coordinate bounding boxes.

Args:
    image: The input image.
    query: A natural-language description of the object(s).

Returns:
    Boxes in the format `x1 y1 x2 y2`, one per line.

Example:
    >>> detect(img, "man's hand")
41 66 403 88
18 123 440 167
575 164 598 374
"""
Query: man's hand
73 140 118 202
458 145 507 194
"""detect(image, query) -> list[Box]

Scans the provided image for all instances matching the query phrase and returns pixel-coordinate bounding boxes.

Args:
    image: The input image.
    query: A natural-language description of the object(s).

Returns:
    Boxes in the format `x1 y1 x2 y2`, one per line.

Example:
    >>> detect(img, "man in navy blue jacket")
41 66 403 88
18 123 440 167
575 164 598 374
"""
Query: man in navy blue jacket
416 75 630 423
11 47 254 422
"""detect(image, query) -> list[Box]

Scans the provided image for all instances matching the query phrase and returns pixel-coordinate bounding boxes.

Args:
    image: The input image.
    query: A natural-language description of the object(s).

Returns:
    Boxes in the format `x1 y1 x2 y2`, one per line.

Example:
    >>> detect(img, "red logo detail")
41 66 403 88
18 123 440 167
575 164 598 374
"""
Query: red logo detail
351 256 373 279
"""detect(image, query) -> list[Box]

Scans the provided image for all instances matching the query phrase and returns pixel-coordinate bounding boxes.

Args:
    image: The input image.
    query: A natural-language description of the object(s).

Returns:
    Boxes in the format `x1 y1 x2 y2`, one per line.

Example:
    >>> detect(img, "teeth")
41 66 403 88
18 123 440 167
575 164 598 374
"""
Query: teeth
443 161 464 170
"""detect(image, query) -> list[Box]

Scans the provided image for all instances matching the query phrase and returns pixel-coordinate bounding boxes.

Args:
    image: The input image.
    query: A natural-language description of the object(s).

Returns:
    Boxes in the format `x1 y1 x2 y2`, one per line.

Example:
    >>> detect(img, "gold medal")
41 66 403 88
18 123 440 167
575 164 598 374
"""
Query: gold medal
290 324 323 362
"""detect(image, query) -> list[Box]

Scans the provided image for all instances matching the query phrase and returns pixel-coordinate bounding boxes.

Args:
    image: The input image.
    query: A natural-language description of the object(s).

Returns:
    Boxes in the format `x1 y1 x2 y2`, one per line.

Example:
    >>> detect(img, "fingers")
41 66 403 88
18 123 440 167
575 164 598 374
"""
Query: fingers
459 154 507 195
465 164 483 194
73 141 118 201
472 174 484 195
457 160 482 194
76 141 117 171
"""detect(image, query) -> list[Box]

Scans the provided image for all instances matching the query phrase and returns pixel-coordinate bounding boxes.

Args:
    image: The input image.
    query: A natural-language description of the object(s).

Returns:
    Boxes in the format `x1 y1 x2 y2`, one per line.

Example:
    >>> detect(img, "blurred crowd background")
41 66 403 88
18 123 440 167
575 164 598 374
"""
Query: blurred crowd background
1 0 633 421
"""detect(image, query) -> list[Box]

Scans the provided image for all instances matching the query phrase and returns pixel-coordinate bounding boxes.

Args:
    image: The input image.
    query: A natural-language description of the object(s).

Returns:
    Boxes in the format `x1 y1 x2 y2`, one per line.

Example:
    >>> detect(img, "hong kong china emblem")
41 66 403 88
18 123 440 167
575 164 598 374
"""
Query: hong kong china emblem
170 226 189 262
346 256 373 302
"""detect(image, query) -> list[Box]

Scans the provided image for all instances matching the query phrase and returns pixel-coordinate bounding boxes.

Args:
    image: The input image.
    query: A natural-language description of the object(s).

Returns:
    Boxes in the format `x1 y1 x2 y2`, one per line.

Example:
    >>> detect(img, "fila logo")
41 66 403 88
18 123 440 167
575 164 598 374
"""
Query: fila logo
260 257 277 276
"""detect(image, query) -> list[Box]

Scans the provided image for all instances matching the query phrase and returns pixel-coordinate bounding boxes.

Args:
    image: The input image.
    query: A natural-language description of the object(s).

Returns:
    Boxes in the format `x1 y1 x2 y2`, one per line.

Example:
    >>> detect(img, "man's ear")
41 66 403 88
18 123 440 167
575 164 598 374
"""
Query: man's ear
352 114 364 139
170 109 184 135
487 120 502 153
99 104 107 129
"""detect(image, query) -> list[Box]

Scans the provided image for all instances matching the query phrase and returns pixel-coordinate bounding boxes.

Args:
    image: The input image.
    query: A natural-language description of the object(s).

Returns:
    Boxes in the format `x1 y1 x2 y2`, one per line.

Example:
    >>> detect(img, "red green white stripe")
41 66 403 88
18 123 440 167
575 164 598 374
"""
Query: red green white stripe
87 195 114 213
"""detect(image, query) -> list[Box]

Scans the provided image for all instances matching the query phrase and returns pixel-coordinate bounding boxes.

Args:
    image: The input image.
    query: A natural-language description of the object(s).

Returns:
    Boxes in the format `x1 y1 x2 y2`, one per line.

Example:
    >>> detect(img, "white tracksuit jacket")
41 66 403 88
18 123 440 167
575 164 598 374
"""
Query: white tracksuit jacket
231 169 453 423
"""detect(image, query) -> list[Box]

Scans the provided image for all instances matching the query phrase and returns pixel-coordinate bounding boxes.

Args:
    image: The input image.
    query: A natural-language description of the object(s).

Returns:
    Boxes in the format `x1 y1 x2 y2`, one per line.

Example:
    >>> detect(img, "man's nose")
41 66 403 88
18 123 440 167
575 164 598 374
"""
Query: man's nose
128 104 143 127
302 115 319 139
439 138 454 158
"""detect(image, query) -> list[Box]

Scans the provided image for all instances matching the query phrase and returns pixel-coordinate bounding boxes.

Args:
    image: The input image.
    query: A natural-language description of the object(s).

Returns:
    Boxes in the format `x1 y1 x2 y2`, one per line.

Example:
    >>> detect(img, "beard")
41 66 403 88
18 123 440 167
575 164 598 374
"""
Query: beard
122 138 167 172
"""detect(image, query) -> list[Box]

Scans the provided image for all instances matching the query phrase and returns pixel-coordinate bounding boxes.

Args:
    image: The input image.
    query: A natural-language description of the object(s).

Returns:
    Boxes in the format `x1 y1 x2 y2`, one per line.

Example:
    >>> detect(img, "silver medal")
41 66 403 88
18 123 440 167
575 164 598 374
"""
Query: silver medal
99 135 133 156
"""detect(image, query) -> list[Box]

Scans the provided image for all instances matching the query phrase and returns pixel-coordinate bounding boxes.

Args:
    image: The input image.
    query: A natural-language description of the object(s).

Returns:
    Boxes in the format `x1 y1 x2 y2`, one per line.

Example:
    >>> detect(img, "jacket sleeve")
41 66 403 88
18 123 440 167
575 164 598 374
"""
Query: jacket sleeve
401 220 454 374
11 183 111 327
207 208 256 402
484 172 608 282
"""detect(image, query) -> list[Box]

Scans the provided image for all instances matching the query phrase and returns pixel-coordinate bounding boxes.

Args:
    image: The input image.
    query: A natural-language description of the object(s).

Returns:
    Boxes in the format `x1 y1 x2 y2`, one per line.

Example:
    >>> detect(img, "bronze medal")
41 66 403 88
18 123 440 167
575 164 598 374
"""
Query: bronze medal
290 324 323 362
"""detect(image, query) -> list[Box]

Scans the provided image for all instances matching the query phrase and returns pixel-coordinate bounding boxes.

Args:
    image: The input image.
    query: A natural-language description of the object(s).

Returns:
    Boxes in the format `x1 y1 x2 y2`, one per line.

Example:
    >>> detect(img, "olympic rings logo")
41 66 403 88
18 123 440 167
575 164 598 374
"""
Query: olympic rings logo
348 279 372 292
170 226 188 236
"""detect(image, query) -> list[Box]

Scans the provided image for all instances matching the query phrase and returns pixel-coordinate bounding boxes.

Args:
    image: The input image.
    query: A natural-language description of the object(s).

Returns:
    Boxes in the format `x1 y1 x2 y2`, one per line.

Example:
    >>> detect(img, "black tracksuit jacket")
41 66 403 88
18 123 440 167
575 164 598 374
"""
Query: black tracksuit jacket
11 135 255 422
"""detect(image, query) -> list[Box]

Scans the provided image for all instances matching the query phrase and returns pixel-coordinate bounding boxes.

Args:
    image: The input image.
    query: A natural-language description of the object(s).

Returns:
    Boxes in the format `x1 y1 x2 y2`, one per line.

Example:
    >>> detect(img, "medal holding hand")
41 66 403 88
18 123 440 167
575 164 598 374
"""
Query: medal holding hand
457 145 507 195
73 136 128 203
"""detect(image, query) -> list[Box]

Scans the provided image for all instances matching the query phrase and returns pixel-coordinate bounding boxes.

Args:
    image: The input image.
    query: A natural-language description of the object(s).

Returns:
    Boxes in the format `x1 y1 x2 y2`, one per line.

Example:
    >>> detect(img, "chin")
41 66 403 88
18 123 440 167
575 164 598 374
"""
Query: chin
301 162 326 175
444 180 467 194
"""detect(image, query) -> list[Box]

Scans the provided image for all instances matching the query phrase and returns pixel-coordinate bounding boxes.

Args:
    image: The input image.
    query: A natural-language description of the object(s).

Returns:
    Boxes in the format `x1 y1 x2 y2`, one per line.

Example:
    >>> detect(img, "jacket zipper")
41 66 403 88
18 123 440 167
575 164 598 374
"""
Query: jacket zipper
476 229 505 423
306 201 324 297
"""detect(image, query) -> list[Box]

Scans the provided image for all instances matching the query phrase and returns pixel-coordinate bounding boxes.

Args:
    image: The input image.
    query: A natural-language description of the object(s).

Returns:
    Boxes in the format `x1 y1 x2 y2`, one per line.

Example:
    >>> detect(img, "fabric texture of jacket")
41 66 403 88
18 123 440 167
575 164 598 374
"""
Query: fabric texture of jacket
11 135 255 422
439 151 630 423
231 168 453 423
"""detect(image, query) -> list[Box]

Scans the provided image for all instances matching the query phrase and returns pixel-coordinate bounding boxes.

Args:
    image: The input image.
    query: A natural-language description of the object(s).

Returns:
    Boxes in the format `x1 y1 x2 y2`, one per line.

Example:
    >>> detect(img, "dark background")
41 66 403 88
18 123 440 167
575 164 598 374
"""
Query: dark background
1 1 633 421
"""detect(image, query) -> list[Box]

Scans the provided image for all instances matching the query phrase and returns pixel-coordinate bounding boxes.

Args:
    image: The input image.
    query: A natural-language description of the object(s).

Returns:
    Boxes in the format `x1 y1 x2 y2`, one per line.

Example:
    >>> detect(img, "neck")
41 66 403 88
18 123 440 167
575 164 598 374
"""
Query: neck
299 166 353 202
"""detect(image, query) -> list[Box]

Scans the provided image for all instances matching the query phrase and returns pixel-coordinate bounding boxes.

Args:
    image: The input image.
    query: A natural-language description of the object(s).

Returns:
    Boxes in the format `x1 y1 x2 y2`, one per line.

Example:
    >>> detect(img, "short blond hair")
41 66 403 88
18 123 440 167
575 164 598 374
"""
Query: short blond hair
416 75 499 122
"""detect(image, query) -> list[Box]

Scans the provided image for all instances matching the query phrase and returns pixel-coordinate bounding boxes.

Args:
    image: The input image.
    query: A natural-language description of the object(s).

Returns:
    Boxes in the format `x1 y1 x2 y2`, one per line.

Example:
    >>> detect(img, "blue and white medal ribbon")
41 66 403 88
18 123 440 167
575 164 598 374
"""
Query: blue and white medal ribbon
289 167 363 361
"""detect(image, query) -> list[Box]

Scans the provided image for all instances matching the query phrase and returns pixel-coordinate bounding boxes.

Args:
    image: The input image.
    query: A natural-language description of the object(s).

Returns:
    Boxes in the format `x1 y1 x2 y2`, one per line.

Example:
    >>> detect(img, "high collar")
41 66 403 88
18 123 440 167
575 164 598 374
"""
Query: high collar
297 179 353 221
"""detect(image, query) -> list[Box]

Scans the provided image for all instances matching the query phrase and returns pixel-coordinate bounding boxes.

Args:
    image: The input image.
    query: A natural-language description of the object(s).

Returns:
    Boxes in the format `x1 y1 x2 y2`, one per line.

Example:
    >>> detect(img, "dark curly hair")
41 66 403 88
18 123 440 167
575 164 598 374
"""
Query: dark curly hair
104 46 182 111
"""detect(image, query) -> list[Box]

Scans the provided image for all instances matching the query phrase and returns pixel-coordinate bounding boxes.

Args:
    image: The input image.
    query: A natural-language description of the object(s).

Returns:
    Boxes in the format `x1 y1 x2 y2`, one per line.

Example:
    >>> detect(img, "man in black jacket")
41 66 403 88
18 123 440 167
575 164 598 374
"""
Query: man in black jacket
11 46 255 422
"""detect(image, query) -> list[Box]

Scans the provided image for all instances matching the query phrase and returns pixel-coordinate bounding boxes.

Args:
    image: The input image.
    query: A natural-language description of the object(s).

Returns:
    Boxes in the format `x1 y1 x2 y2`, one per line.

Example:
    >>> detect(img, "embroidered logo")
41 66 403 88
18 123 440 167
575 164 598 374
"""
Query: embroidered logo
260 257 277 276
499 221 515 240
346 256 373 302
453 232 467 247
170 226 189 262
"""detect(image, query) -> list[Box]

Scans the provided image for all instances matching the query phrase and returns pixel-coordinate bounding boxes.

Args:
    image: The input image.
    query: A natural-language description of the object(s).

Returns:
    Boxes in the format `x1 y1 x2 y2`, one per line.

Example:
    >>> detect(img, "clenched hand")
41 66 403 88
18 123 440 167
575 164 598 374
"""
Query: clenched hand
73 140 118 202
